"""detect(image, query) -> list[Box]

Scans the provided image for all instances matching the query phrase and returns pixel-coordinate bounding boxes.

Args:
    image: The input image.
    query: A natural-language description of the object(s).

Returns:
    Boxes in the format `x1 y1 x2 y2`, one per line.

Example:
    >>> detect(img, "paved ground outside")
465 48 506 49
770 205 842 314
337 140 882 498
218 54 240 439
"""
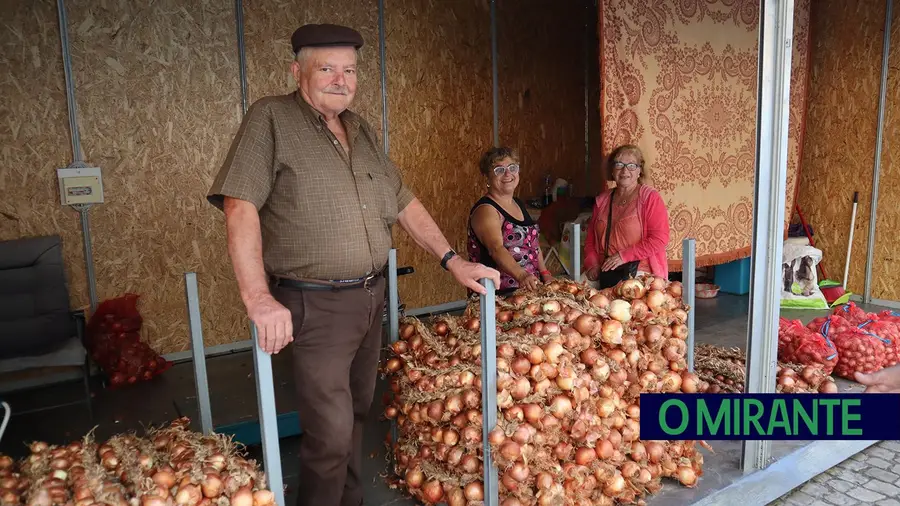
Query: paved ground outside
770 441 900 505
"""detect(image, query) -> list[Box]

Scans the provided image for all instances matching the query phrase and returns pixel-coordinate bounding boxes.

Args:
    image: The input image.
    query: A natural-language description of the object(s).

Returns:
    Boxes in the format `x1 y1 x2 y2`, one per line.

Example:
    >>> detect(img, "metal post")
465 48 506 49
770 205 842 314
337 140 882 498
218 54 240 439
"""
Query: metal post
490 0 499 147
387 249 400 461
56 0 81 163
185 273 213 435
234 0 249 114
572 223 581 281
479 279 499 506
57 0 99 313
864 0 893 303
682 239 696 372
742 0 794 475
77 206 98 313
251 324 285 506
378 0 390 154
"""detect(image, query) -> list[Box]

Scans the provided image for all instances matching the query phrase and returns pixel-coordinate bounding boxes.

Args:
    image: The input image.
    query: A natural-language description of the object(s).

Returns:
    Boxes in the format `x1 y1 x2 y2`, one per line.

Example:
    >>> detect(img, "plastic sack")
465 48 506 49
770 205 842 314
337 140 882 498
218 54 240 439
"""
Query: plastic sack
85 294 171 388
780 243 828 310
778 317 838 375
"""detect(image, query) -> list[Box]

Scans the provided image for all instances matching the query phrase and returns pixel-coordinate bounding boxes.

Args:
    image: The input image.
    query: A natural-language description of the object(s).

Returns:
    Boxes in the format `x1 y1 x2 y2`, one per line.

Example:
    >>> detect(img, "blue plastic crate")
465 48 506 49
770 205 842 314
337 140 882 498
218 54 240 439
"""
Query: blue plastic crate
715 257 752 295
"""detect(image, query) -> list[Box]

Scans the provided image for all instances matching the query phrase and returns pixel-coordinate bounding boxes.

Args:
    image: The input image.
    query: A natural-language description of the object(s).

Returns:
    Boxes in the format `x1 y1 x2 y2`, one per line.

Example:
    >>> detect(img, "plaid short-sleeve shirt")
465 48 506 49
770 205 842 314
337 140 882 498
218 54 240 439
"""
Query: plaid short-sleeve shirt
207 91 415 281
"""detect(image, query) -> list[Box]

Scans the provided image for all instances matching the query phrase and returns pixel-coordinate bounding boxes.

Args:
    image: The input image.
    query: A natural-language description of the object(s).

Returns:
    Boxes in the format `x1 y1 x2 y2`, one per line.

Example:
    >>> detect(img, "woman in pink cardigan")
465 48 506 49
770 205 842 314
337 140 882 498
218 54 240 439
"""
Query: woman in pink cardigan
583 144 670 288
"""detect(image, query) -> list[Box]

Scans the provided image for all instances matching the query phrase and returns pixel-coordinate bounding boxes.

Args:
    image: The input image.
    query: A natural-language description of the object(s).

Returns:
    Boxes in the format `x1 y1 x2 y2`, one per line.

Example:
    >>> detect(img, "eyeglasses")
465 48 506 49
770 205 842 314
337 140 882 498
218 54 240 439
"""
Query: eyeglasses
493 164 520 176
612 161 641 172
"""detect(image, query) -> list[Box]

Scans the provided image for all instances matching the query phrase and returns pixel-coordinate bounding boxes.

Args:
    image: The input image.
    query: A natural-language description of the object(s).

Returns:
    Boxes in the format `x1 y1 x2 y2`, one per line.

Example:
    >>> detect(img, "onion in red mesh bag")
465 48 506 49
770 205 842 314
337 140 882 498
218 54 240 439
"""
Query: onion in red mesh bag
779 318 838 375
829 322 888 379
856 318 900 368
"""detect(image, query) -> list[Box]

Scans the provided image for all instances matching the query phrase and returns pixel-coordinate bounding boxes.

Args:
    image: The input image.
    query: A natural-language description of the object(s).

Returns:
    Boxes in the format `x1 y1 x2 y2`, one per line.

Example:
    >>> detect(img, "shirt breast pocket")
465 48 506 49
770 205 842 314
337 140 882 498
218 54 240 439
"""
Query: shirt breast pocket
360 171 398 226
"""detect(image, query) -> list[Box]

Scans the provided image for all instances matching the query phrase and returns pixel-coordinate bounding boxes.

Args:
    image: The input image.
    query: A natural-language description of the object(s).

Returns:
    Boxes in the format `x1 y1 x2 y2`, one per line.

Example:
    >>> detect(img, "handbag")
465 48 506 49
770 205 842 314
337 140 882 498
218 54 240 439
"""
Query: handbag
595 189 640 289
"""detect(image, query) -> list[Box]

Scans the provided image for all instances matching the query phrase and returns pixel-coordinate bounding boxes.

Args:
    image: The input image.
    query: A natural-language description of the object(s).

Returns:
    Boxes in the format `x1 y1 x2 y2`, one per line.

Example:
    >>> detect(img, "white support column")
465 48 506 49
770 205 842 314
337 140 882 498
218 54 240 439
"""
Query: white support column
479 279 499 506
387 249 400 464
184 272 213 435
572 223 581 281
251 324 285 506
682 240 696 372
742 0 794 474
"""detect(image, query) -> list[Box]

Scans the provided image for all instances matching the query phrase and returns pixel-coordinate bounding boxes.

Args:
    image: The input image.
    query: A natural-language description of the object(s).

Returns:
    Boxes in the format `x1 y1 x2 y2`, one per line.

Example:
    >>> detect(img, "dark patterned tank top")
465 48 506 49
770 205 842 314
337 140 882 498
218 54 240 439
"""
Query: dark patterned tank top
466 196 542 293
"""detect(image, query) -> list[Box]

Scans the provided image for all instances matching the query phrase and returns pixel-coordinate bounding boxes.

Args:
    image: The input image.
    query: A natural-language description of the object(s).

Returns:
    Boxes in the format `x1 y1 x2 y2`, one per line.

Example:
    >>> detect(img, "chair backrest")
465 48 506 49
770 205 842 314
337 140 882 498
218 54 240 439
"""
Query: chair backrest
0 235 74 358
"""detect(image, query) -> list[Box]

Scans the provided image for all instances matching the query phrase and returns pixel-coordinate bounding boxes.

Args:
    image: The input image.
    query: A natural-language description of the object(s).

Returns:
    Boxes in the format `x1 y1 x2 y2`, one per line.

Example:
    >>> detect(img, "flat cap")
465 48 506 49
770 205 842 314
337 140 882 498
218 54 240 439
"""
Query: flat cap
291 24 364 53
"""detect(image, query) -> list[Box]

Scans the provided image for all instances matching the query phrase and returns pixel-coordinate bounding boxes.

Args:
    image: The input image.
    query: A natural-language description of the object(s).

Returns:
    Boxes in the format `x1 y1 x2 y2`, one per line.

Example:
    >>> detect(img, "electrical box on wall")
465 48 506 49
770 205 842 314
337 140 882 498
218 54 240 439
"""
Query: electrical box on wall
57 166 104 205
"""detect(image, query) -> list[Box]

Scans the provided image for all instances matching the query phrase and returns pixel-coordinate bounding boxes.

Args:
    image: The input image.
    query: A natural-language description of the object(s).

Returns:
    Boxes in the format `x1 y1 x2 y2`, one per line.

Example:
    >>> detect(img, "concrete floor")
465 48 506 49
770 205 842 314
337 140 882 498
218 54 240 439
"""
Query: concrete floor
0 293 879 505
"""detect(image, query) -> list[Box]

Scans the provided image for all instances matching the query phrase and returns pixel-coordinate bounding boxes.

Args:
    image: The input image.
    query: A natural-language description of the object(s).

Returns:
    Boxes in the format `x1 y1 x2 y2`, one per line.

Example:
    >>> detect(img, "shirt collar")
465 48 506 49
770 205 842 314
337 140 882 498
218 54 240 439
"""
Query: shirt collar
293 91 361 133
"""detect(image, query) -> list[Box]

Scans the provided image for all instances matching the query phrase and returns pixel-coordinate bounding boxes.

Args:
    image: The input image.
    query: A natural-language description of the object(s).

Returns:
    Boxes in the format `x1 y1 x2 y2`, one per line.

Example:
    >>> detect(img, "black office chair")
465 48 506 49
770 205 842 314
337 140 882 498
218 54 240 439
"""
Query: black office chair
0 235 92 421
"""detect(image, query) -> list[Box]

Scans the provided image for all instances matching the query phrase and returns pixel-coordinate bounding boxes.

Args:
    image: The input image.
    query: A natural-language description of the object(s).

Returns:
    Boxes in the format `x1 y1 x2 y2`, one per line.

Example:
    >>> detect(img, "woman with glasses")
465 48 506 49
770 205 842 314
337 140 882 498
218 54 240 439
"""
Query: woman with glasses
466 146 553 294
583 144 670 289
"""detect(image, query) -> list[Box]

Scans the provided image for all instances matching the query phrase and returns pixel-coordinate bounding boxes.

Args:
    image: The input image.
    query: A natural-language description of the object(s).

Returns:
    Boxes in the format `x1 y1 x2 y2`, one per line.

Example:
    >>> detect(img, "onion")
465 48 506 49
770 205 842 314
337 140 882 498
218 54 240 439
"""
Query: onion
573 315 601 336
500 441 522 462
464 481 484 501
603 472 626 496
575 447 596 465
619 279 646 299
522 403 543 424
681 372 701 393
580 348 600 366
201 474 223 498
504 405 524 422
528 346 545 364
608 299 632 322
645 290 666 312
489 426 506 445
460 455 479 474
405 468 424 488
677 466 698 487
600 320 624 344
542 342 565 364
549 395 573 419
592 360 611 382
510 376 531 400
175 484 202 505
253 490 275 506
142 496 167 506
422 480 443 502
542 300 562 314
595 439 614 459
819 380 839 394
630 441 647 462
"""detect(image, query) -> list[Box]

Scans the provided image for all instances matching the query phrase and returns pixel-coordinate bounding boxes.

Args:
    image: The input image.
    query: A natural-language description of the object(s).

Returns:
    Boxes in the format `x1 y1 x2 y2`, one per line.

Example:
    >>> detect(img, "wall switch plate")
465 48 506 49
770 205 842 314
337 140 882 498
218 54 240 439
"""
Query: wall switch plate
57 166 104 205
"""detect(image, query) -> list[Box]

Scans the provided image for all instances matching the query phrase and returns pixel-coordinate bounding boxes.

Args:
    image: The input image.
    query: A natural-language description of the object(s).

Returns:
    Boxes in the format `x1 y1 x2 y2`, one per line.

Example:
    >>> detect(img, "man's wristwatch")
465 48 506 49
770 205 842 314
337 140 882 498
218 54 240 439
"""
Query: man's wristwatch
440 249 458 270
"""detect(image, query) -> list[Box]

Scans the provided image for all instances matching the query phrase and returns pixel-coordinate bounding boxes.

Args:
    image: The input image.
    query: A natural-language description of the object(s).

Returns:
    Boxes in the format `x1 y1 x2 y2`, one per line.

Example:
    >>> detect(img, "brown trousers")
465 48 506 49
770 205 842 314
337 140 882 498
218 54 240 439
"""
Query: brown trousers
271 276 385 506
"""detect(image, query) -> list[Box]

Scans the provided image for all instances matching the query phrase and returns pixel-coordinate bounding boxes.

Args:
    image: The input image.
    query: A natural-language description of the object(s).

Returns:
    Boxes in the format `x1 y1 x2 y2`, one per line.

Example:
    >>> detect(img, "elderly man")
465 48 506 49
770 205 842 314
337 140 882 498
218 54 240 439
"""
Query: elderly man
207 23 500 506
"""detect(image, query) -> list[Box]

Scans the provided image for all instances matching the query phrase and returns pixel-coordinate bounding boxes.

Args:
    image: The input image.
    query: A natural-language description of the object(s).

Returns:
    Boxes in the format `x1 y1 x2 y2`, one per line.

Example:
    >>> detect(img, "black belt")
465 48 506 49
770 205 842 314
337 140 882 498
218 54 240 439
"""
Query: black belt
270 270 384 291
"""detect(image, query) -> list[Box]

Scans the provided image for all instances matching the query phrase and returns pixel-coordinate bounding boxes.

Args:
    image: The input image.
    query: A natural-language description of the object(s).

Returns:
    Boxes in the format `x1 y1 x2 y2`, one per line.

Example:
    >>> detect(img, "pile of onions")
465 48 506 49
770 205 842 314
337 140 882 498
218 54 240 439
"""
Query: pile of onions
382 275 709 505
695 344 840 394
3 417 276 506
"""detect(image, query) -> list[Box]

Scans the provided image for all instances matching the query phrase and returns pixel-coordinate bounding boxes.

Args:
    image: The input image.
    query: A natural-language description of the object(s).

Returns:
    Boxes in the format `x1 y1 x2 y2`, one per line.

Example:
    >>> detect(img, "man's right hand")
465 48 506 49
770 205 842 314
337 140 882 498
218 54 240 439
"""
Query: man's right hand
855 365 900 393
585 266 600 281
246 293 294 354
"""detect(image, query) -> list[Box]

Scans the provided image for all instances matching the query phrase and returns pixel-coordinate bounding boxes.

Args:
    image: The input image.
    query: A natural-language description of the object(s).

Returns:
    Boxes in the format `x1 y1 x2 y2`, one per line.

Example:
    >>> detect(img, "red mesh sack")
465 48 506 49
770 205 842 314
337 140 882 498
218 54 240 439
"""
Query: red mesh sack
831 302 874 326
85 294 172 388
857 317 900 368
778 318 838 375
823 315 888 379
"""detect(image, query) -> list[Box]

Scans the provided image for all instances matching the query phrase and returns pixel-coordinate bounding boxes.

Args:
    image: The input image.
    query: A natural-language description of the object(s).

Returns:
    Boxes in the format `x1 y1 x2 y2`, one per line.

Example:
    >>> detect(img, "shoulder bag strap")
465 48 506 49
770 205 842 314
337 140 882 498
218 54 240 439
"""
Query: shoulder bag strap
604 189 616 258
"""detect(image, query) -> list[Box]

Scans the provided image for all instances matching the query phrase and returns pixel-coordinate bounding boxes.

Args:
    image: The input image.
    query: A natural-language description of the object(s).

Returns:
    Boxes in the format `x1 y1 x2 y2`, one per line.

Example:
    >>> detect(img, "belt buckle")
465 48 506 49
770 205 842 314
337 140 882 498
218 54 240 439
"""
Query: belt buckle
363 272 377 289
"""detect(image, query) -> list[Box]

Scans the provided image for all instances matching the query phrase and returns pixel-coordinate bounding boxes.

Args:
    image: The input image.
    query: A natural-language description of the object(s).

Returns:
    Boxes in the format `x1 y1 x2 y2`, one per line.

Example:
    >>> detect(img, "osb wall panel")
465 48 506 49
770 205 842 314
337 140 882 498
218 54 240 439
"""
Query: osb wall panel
242 0 382 134
386 0 493 308
797 0 886 296
871 6 900 301
496 0 588 199
67 0 243 354
0 0 88 310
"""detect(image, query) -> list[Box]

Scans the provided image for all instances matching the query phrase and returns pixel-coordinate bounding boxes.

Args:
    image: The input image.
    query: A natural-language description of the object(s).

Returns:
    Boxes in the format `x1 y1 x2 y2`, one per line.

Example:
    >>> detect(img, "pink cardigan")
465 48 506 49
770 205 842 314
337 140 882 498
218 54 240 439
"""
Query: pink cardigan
583 185 670 279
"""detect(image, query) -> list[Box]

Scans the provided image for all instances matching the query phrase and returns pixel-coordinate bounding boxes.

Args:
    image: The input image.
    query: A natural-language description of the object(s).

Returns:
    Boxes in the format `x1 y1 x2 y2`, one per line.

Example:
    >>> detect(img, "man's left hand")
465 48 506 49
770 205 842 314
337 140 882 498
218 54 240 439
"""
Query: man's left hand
601 253 625 272
447 256 501 295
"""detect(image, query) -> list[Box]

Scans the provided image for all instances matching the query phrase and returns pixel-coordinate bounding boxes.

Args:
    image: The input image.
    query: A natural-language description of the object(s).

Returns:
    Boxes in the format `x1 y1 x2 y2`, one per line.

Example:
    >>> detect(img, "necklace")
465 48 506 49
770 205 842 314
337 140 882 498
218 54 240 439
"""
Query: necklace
616 189 638 207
